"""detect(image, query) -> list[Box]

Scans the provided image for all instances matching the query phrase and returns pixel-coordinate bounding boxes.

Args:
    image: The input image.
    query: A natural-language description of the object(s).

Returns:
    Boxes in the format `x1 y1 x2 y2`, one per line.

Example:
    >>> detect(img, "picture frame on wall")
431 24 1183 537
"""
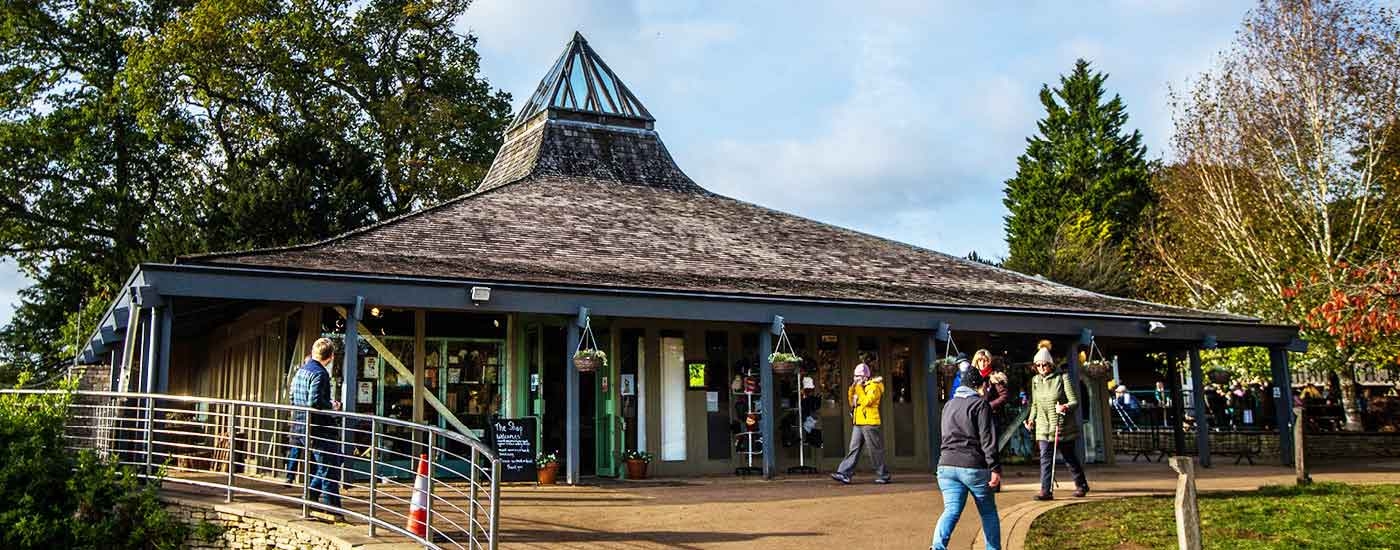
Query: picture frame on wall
363 356 379 379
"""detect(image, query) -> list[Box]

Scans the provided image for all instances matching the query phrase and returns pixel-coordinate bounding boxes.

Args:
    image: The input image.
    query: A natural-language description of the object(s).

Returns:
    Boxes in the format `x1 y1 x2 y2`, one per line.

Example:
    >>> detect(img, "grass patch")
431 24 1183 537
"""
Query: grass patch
1026 482 1400 550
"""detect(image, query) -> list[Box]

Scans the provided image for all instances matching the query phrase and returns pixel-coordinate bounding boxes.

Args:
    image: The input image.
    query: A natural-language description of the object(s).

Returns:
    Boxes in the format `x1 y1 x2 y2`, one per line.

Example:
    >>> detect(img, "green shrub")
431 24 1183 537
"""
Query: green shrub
0 378 189 549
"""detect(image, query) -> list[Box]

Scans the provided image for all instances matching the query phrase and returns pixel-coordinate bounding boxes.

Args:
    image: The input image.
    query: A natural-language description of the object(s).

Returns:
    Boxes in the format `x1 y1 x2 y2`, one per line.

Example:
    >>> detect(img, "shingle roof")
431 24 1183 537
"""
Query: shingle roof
186 34 1252 324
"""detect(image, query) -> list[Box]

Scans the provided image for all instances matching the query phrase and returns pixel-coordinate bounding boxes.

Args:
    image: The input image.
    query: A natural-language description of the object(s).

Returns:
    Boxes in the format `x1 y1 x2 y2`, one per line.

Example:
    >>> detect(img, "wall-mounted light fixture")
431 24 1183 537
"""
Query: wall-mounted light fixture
470 286 491 304
1146 321 1167 335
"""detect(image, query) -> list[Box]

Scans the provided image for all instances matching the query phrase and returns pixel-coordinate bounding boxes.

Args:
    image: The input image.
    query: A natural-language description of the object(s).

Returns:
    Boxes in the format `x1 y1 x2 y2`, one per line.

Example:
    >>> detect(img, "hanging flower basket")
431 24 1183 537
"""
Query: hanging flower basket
573 350 605 373
934 356 960 378
1208 368 1233 385
1081 360 1113 381
769 352 801 374
572 318 606 373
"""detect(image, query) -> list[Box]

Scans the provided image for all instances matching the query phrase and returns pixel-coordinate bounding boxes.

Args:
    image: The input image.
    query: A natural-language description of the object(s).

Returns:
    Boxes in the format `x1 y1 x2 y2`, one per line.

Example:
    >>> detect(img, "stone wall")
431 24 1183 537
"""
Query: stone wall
163 498 344 550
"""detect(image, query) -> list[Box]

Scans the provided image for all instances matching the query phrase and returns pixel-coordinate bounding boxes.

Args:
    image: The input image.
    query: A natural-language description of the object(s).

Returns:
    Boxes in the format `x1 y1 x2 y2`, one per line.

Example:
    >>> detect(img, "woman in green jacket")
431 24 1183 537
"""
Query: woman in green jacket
1024 340 1089 500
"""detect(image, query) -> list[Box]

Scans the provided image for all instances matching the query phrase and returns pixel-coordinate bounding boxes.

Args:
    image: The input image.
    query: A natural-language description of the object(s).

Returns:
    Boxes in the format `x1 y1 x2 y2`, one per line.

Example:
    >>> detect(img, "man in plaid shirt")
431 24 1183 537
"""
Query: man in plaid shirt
288 338 342 508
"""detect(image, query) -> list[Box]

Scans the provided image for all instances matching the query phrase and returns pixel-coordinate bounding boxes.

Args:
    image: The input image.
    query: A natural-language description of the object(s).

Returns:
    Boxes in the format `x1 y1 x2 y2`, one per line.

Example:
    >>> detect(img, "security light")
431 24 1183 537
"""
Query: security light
1147 321 1167 334
470 286 491 304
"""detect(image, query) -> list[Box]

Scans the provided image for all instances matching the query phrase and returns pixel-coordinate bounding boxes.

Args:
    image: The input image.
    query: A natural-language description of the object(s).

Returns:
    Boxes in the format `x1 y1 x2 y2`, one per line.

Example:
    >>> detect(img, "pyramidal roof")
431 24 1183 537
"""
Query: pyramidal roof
508 32 654 131
475 32 700 193
186 33 1257 326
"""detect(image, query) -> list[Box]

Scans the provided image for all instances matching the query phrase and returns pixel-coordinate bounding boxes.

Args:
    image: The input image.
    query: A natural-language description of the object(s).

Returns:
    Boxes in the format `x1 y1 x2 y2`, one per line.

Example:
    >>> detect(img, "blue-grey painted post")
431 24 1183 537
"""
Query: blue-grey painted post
157 304 172 393
759 328 775 479
925 331 943 470
343 297 362 412
341 298 361 491
1189 350 1210 467
1064 338 1086 462
566 313 583 485
1269 347 1295 466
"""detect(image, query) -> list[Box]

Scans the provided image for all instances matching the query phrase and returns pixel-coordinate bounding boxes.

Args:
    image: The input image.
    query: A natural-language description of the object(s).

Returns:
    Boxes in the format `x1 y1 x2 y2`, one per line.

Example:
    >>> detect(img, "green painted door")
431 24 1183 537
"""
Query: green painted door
595 368 617 477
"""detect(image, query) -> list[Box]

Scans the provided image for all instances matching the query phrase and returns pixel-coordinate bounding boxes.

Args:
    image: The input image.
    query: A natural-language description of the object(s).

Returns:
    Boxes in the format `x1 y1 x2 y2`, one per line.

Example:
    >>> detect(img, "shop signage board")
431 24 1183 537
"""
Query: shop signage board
490 417 538 483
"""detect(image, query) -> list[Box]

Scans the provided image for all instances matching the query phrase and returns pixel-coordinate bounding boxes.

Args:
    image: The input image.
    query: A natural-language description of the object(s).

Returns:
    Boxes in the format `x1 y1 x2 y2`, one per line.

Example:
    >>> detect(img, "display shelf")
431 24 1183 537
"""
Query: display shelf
733 367 764 476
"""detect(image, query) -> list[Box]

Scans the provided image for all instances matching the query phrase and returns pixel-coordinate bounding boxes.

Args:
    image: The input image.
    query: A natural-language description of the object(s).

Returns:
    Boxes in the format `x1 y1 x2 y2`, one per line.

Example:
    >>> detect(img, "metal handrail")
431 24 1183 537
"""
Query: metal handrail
3 389 500 550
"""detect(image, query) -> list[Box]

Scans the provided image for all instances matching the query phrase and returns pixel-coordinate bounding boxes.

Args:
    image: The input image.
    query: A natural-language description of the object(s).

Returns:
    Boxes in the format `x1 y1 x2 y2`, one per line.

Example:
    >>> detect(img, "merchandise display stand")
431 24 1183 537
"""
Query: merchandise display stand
734 368 763 476
786 368 818 475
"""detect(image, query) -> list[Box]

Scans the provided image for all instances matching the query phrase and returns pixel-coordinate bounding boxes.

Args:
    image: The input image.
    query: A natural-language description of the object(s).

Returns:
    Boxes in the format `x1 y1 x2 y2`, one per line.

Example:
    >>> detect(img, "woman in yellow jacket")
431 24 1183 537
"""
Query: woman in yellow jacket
831 353 891 484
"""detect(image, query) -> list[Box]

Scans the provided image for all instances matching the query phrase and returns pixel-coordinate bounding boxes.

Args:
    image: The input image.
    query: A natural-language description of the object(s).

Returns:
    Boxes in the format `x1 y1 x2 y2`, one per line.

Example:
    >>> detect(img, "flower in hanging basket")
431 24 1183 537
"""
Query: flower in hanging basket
1081 360 1113 381
1207 368 1232 385
621 449 654 464
932 356 960 377
573 349 607 372
768 352 802 373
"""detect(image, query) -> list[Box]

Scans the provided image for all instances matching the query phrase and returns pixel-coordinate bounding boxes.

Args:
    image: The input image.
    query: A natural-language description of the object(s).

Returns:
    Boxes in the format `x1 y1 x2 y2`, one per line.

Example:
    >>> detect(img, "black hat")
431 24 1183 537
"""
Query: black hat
960 368 986 389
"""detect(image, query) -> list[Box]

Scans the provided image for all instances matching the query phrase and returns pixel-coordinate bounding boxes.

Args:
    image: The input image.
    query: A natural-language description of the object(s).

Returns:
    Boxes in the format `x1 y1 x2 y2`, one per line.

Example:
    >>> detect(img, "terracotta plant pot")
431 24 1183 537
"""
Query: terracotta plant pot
537 462 560 485
772 361 798 374
573 356 599 373
625 459 649 480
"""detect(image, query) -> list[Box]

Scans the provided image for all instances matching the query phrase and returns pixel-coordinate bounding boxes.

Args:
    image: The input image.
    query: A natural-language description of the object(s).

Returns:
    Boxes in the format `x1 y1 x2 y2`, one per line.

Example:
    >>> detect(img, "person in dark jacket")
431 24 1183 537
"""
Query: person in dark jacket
290 338 343 508
929 369 1001 550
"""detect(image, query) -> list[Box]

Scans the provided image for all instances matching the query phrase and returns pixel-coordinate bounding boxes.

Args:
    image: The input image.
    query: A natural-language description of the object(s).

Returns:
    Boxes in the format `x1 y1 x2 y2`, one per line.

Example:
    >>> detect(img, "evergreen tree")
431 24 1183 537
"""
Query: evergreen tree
1002 59 1152 295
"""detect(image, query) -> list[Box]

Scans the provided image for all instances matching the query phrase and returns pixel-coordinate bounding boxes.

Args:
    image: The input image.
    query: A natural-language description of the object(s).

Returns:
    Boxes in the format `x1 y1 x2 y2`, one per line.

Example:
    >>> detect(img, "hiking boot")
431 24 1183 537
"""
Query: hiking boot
1073 486 1090 498
1033 492 1054 501
830 473 851 484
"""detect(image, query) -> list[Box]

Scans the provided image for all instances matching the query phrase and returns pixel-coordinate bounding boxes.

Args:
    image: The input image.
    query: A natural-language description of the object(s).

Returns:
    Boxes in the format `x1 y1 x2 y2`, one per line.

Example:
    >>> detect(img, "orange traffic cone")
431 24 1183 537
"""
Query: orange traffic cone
406 453 430 538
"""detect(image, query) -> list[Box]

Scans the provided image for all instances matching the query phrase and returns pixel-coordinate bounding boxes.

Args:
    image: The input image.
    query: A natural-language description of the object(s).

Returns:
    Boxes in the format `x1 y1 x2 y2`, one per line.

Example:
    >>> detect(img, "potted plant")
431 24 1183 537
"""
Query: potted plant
573 349 607 373
1081 360 1113 381
622 449 653 479
536 450 560 485
768 351 801 374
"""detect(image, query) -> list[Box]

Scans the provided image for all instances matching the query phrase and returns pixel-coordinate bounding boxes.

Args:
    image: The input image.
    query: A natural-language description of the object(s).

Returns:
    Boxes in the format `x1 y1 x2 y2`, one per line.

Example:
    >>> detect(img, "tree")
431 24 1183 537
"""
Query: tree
1286 258 1400 368
1003 59 1154 296
1149 0 1400 430
0 1 195 379
0 0 512 378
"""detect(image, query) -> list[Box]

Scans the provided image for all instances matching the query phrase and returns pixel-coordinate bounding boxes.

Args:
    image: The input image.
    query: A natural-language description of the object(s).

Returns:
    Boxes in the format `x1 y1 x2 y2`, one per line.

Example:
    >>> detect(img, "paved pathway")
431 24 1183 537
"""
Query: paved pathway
164 459 1400 549
496 459 1400 549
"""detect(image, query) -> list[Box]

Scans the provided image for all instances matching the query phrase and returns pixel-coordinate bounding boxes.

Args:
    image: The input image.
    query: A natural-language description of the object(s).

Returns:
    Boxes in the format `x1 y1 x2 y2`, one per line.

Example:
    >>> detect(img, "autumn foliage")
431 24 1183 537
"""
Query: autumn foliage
1285 259 1400 364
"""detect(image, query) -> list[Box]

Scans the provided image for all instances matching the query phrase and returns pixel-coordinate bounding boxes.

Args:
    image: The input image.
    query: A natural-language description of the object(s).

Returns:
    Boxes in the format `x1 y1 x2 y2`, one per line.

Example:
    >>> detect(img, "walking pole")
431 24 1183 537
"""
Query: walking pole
1051 410 1063 490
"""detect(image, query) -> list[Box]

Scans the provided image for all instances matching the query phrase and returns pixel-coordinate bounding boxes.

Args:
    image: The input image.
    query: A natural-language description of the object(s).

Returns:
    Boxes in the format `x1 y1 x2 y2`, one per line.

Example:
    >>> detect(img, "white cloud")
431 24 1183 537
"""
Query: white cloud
0 260 29 327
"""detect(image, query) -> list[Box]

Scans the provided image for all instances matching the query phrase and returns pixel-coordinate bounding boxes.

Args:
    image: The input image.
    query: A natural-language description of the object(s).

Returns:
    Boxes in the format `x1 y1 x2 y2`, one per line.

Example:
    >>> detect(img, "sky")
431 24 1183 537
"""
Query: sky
0 0 1261 327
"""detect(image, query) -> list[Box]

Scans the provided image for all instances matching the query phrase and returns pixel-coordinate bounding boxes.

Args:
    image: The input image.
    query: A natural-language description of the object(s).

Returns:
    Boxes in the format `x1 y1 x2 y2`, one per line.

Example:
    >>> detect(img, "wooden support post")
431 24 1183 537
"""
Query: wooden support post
1169 456 1203 550
566 309 584 485
1168 352 1187 456
1293 406 1311 485
1269 347 1295 466
924 332 941 470
1189 350 1210 468
759 328 775 479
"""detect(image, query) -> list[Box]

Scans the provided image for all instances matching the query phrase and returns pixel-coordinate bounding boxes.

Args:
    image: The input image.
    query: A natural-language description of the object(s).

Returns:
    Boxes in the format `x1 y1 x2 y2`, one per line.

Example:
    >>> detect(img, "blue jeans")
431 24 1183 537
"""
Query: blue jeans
931 466 1000 550
284 436 302 482
308 438 343 508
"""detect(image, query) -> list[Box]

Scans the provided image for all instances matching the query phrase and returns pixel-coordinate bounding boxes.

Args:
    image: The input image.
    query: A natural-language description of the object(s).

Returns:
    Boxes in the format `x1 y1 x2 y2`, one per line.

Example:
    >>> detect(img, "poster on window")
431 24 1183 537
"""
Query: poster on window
362 356 379 379
448 368 461 384
357 381 373 403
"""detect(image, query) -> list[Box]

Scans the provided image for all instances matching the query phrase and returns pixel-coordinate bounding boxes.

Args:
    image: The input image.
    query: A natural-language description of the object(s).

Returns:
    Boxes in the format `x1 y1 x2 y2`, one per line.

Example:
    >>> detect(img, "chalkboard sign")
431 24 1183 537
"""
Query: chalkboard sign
489 417 537 483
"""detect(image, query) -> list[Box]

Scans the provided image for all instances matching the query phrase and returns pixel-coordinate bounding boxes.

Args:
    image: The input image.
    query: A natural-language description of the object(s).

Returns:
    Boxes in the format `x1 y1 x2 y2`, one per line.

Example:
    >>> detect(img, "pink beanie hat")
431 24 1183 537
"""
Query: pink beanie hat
853 364 872 378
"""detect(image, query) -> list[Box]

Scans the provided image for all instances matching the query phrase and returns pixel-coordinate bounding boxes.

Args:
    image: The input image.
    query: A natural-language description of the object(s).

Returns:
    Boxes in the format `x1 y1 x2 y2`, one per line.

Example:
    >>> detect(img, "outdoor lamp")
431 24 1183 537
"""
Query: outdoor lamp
1146 321 1167 334
470 286 491 304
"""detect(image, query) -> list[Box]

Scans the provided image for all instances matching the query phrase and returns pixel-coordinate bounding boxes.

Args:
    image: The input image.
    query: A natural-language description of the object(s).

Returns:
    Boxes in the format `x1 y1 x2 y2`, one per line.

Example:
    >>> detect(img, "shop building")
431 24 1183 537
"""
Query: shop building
77 33 1302 483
